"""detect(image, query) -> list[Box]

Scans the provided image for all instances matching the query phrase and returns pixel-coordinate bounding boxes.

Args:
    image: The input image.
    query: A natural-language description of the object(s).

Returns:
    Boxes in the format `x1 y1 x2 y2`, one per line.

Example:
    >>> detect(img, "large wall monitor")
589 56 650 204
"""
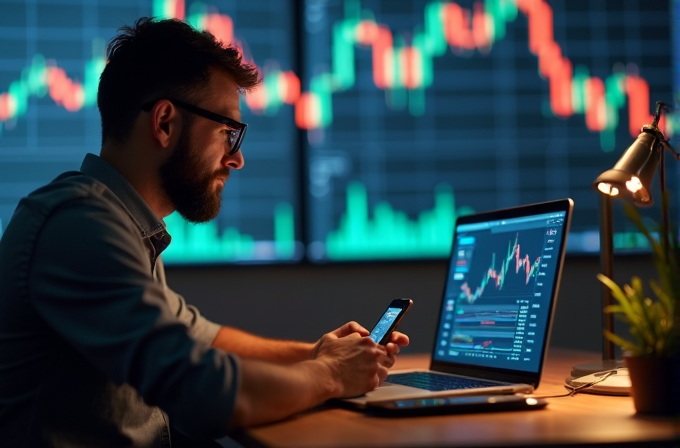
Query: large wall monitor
1 0 677 264
302 0 676 261
0 0 302 264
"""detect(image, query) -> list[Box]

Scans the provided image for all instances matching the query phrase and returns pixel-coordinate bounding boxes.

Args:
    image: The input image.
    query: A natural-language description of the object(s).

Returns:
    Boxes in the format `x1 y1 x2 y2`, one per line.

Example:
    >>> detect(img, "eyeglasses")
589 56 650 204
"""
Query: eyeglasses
141 98 248 155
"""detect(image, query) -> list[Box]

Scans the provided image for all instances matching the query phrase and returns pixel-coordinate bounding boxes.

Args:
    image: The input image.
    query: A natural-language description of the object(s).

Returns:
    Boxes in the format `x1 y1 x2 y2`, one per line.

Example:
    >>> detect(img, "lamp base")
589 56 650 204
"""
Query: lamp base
566 360 630 396
570 360 624 377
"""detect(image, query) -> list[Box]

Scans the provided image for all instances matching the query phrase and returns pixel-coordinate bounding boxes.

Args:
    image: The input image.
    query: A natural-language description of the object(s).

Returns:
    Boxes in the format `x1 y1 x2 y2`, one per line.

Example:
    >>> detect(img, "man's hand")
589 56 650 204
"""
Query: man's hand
382 330 410 369
310 321 386 398
310 322 411 397
230 323 411 428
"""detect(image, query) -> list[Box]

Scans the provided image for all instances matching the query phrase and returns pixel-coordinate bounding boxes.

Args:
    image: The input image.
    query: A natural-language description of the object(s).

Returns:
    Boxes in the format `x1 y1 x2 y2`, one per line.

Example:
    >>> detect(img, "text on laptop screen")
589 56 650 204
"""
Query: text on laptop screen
432 210 567 373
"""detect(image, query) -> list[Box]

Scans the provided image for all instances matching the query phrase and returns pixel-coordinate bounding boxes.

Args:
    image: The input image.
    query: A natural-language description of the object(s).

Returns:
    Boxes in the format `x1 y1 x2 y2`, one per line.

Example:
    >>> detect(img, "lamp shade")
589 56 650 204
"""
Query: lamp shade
593 131 660 207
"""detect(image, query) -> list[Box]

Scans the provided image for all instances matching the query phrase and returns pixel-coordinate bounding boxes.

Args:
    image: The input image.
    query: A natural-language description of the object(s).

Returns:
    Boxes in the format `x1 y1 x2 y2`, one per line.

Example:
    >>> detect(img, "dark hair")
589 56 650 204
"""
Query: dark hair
98 17 260 145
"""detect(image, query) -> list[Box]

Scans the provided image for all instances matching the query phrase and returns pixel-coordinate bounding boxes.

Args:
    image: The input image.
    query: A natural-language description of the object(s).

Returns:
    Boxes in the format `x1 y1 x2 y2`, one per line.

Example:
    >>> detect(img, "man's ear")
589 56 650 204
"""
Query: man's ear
149 100 180 149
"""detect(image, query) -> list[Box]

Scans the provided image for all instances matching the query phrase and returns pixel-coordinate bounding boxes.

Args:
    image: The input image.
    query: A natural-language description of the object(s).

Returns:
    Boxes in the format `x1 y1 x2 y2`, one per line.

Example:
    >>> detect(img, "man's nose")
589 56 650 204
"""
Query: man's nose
223 150 244 169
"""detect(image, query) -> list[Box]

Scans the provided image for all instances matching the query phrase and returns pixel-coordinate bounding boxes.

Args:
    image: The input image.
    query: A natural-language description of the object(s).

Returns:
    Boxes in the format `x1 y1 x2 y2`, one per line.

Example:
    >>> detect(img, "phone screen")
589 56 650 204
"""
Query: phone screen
369 307 403 343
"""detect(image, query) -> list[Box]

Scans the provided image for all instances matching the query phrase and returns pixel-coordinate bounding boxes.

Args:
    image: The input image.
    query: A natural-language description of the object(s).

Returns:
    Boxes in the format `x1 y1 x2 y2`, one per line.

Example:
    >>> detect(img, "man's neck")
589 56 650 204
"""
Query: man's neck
100 143 173 219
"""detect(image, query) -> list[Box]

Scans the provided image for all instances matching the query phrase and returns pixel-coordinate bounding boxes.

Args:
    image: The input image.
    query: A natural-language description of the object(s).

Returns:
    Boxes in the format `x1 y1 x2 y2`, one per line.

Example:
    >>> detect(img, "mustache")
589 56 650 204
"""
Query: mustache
214 168 231 180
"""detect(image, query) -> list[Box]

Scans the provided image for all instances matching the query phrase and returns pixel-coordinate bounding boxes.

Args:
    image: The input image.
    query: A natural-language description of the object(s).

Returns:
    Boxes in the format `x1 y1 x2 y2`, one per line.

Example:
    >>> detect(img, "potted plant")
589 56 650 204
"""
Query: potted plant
597 197 680 416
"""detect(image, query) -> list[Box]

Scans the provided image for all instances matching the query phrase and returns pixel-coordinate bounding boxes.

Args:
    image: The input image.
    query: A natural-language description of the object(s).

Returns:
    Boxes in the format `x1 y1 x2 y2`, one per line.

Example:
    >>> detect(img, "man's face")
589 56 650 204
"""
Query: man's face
159 122 227 223
160 71 244 223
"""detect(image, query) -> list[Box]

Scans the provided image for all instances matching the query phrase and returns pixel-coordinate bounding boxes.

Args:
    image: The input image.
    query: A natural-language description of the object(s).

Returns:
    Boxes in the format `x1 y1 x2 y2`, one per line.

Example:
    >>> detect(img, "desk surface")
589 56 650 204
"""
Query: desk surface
233 348 680 448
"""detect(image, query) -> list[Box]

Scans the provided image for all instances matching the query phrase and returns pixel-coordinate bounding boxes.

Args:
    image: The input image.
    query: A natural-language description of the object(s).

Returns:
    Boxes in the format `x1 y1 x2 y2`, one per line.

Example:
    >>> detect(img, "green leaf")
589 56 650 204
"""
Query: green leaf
650 279 672 315
603 330 639 355
598 274 637 321
599 192 680 357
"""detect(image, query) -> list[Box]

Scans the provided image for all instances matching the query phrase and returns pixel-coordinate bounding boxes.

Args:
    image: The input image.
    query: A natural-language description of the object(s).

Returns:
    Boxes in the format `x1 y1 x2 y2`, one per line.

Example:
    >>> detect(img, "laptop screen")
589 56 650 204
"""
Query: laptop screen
432 199 572 374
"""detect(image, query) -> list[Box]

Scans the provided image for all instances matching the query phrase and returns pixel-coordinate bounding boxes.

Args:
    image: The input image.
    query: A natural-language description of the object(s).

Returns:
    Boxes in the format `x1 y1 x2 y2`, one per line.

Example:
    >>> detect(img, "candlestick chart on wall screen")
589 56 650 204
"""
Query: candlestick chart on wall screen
0 0 301 264
302 0 677 261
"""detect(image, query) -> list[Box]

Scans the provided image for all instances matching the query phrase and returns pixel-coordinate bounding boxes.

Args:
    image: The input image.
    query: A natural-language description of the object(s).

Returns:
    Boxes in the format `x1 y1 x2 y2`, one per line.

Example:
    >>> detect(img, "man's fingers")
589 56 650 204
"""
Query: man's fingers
384 341 400 356
377 364 389 383
381 353 396 369
344 332 363 340
332 321 369 338
389 331 410 347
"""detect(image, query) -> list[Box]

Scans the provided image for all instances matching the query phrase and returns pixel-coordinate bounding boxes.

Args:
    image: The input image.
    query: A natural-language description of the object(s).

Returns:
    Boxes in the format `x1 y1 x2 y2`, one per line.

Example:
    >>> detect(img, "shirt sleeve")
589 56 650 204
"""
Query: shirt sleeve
28 192 237 438
154 257 221 345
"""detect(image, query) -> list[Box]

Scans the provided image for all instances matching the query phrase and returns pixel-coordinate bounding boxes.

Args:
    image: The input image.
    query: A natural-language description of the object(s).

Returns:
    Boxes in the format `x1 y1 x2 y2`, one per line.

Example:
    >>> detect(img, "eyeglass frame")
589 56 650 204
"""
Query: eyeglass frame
141 98 248 155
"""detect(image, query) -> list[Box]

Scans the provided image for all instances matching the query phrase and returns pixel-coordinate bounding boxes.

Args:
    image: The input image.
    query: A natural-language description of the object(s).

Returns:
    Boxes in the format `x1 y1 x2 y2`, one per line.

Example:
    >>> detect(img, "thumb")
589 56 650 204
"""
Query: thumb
333 321 370 338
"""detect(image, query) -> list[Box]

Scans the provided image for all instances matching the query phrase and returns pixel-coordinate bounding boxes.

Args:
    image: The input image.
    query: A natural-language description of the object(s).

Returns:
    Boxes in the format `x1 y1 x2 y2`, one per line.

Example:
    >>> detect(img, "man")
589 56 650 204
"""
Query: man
0 17 408 447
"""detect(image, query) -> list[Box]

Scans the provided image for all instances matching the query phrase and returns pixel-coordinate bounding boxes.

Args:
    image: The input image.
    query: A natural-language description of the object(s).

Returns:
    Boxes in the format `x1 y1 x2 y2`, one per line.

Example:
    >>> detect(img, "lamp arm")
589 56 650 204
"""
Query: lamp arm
649 101 679 160
661 140 680 161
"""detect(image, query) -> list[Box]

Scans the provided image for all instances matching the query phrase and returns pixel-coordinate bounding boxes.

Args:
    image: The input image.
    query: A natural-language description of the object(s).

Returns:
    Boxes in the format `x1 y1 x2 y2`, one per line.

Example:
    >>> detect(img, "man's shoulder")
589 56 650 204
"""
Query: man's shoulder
29 171 113 203
17 171 126 219
0 170 148 300
2 171 134 249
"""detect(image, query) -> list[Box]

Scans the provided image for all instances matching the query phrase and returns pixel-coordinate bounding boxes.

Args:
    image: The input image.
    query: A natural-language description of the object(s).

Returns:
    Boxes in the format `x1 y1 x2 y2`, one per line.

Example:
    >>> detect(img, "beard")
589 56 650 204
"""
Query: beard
160 125 229 223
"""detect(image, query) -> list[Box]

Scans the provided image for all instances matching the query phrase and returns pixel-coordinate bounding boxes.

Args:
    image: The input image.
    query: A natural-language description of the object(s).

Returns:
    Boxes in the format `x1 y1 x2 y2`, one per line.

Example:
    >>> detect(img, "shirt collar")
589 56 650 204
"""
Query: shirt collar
80 153 166 239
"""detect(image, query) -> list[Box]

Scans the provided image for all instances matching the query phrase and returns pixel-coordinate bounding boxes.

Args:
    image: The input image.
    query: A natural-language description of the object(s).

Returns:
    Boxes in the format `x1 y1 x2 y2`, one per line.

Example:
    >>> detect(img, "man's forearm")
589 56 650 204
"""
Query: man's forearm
229 358 338 428
226 322 388 429
211 326 314 363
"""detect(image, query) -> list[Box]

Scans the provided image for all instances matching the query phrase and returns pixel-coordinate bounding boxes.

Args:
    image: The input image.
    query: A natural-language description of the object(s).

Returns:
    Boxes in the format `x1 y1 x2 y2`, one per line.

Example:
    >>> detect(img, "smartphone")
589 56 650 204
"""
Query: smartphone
368 298 412 345
365 394 548 417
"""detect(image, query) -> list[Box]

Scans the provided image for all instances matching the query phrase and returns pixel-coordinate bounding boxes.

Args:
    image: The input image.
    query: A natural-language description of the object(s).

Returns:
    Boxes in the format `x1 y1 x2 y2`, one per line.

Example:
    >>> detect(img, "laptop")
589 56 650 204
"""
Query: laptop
342 198 574 407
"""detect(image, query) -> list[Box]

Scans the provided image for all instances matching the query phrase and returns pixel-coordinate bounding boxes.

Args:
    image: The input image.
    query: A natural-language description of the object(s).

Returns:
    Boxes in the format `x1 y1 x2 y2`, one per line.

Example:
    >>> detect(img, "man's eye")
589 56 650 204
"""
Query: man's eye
224 130 238 145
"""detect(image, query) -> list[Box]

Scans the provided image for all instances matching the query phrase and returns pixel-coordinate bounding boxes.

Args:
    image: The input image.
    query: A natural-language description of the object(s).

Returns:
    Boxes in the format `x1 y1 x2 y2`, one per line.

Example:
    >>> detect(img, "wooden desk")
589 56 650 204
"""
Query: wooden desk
232 348 680 448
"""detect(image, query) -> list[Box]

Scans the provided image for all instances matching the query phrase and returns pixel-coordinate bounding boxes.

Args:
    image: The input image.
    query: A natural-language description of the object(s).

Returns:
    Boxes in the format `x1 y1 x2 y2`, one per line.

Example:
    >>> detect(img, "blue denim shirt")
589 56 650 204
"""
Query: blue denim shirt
0 154 239 447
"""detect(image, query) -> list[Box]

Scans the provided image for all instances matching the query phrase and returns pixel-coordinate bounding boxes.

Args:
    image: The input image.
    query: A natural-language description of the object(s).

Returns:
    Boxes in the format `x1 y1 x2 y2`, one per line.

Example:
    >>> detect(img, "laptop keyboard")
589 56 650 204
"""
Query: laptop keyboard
386 372 503 392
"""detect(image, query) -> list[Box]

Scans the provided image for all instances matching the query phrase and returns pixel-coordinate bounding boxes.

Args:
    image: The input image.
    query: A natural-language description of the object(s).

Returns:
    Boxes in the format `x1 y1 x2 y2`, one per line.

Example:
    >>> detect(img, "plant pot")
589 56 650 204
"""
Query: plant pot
624 354 680 416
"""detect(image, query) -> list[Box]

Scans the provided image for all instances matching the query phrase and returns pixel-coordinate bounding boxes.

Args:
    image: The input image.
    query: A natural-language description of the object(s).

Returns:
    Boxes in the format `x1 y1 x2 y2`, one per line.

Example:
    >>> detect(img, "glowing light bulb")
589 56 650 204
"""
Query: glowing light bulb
597 182 619 196
625 176 642 193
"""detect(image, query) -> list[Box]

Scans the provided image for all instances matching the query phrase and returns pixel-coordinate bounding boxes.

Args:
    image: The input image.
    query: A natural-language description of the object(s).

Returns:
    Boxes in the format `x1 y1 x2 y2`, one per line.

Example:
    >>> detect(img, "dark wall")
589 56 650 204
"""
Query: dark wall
166 254 657 356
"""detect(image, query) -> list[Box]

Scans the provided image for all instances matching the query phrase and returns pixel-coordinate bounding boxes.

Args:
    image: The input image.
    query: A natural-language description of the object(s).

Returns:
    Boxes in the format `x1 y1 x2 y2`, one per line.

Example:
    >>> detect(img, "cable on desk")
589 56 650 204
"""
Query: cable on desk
525 369 618 399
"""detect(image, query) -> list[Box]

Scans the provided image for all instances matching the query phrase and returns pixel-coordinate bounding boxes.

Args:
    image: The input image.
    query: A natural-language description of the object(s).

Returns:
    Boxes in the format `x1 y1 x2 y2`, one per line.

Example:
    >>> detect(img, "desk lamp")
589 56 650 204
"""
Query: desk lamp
571 102 679 389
